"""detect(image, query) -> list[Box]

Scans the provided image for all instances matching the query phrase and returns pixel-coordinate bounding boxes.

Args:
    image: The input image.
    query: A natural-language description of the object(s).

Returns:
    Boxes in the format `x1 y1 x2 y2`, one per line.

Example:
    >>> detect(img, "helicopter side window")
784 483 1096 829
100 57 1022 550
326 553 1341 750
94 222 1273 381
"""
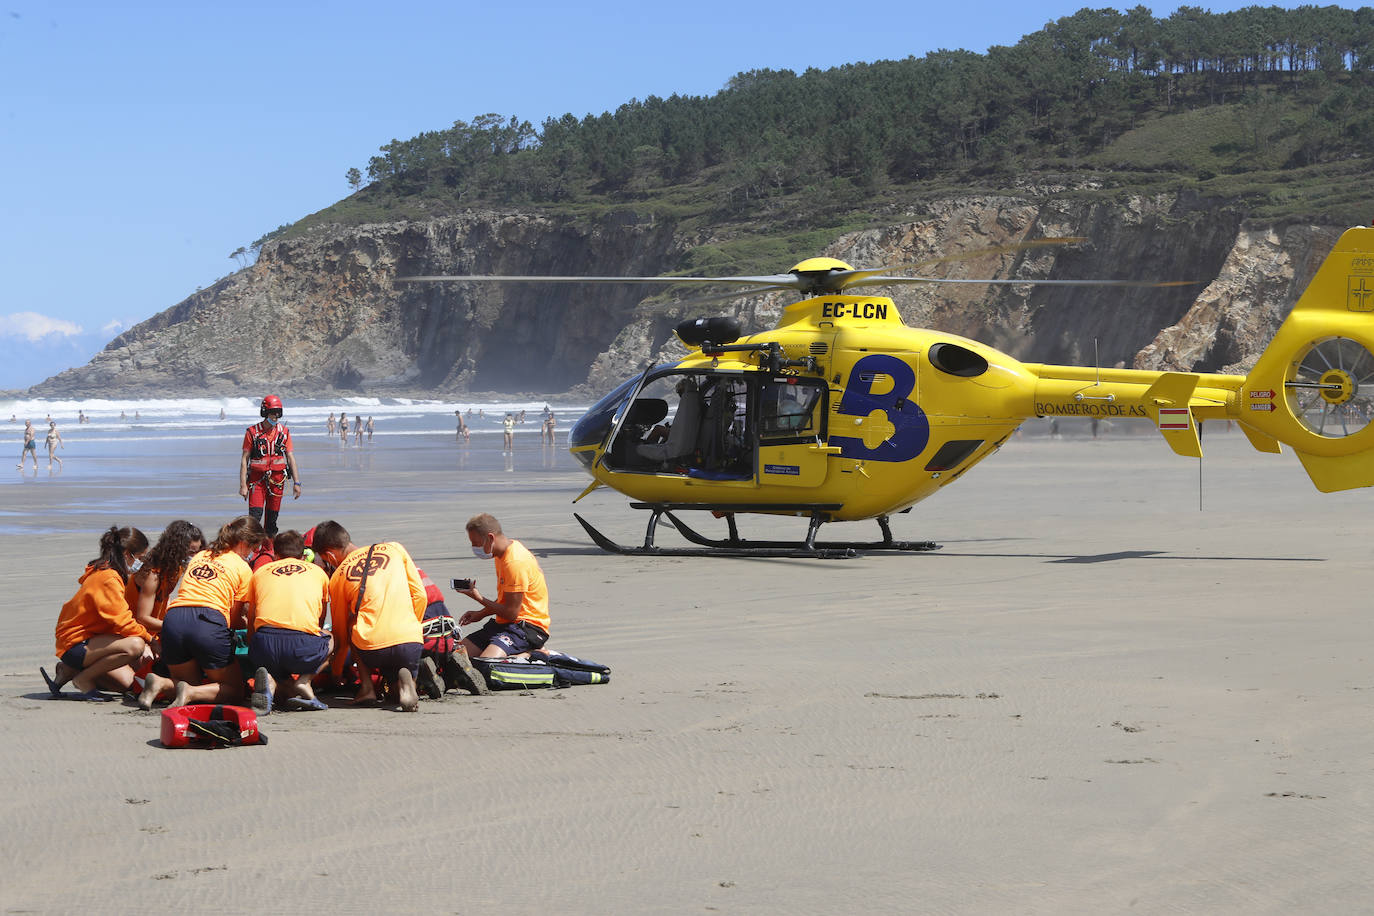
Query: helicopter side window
603 372 707 473
635 377 704 466
759 378 826 444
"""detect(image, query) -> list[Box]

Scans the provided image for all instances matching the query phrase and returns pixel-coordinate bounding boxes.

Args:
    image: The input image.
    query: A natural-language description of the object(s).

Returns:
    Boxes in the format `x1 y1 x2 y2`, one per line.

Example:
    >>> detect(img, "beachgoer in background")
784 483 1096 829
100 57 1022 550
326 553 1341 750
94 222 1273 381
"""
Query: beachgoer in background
43 526 152 700
245 529 332 713
17 420 38 470
354 416 364 444
132 520 206 709
313 520 427 711
326 412 336 435
219 408 226 420
456 513 550 660
366 416 374 441
339 413 349 444
77 410 87 424
162 516 265 707
503 413 514 453
45 420 63 470
239 394 302 537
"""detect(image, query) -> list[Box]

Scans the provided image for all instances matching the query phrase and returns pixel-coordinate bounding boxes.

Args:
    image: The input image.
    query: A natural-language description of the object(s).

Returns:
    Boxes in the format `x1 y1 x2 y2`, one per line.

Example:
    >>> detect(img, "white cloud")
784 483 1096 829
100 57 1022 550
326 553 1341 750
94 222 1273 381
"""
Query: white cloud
101 319 125 336
0 311 85 342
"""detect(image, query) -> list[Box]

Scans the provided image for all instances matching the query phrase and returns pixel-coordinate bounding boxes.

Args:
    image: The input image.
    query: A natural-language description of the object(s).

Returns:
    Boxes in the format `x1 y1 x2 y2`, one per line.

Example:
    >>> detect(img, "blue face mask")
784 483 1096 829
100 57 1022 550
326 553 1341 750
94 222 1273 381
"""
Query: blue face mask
265 416 279 427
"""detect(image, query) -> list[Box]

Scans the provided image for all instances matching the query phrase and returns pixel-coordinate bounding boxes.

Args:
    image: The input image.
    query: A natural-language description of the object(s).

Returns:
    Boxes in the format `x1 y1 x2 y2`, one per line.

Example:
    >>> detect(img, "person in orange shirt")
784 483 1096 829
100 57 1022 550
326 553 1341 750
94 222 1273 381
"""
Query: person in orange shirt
456 513 550 659
42 526 153 701
162 516 265 707
312 520 427 711
130 520 205 709
244 529 332 713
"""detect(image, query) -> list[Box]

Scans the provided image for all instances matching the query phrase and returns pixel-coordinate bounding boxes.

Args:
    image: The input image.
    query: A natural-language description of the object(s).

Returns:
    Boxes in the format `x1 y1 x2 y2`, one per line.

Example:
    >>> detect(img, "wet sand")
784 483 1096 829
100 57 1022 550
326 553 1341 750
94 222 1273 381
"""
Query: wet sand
2 429 1370 912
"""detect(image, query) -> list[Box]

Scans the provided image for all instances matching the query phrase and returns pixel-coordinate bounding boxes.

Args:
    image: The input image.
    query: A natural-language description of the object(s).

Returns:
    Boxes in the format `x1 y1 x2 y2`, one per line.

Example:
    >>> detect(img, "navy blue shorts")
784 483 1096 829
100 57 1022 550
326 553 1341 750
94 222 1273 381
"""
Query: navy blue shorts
467 619 548 655
248 626 330 676
354 642 421 679
161 606 234 671
60 641 88 670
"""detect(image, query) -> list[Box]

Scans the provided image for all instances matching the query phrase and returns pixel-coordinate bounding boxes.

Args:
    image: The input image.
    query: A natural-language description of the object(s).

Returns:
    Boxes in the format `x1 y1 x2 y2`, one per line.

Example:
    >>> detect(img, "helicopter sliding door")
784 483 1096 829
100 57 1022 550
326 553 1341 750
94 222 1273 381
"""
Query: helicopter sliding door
756 376 831 487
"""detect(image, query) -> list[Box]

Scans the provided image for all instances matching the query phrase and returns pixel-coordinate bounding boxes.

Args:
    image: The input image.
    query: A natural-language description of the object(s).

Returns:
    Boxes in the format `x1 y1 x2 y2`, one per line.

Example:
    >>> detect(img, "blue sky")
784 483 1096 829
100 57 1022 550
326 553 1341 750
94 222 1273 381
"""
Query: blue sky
0 0 1326 391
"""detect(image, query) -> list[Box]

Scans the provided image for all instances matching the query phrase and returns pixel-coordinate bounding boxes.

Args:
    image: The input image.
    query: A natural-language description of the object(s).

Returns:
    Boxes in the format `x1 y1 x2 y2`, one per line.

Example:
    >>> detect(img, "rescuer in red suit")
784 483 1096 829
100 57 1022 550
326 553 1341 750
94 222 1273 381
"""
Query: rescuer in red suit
238 395 302 537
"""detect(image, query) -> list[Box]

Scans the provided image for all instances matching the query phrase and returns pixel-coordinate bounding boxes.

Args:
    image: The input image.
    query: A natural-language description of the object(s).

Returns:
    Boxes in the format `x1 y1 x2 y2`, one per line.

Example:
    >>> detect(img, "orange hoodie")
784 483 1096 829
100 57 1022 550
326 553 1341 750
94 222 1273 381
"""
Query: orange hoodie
54 566 152 657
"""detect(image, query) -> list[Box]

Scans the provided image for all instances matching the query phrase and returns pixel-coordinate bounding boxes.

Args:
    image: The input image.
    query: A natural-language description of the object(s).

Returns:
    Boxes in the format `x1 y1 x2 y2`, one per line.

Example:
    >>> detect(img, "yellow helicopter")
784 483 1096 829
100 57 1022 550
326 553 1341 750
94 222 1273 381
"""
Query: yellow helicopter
403 226 1374 557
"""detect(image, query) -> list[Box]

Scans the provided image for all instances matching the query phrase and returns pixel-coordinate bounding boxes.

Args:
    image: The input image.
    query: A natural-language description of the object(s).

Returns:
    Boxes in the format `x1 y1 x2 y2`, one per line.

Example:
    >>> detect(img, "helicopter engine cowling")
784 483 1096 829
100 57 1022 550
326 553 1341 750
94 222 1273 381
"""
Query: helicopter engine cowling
675 317 741 348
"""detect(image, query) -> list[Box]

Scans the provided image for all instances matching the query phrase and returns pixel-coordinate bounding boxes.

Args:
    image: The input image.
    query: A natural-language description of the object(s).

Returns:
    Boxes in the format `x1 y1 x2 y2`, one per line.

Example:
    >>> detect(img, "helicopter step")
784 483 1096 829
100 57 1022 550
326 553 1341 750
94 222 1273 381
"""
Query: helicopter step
573 504 941 559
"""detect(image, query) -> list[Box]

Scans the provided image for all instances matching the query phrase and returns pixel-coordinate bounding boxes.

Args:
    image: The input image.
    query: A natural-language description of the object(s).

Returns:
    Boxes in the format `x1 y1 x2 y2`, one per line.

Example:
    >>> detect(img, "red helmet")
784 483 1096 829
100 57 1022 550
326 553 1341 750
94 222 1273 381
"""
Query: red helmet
260 394 284 418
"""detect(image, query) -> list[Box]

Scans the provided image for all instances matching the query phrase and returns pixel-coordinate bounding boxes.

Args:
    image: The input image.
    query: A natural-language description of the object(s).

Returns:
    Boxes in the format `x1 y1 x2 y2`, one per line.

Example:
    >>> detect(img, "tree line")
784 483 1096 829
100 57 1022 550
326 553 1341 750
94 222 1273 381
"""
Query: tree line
353 6 1374 209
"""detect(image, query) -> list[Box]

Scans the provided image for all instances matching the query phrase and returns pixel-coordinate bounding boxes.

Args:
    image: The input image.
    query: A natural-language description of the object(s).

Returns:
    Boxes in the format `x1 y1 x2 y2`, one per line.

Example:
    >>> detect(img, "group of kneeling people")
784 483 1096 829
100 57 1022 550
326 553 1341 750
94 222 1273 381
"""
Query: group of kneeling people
43 512 552 712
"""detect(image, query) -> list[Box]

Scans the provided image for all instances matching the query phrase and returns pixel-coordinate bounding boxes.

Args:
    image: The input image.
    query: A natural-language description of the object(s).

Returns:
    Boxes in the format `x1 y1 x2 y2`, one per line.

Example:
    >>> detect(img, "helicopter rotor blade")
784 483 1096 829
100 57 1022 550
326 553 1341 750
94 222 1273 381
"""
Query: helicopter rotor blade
842 276 1200 289
396 273 806 290
829 237 1090 291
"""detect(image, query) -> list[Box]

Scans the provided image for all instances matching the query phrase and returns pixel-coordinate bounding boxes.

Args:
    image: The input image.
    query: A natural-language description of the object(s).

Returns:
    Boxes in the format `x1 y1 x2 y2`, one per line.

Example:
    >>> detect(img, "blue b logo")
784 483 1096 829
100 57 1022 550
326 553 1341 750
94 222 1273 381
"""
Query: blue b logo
832 354 929 462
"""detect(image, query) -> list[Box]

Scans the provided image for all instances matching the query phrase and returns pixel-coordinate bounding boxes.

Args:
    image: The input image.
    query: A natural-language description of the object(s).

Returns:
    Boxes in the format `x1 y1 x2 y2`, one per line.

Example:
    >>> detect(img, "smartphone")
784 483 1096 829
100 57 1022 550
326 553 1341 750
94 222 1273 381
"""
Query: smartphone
451 577 474 590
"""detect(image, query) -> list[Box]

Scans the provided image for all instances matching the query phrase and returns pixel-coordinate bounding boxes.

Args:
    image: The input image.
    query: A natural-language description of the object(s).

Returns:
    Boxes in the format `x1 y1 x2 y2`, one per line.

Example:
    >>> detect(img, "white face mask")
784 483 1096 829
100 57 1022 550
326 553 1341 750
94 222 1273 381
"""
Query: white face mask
472 545 493 560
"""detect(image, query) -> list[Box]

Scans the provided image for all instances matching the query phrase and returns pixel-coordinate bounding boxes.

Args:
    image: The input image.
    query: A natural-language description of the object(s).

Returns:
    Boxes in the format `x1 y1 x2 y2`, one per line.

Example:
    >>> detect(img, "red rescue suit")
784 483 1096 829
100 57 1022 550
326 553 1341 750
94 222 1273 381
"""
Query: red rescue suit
243 421 292 513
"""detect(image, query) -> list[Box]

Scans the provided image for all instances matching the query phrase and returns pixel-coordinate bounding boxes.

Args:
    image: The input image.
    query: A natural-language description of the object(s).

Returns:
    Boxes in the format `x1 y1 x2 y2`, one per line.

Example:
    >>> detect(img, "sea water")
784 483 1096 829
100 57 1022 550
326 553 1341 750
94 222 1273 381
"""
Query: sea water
0 396 593 535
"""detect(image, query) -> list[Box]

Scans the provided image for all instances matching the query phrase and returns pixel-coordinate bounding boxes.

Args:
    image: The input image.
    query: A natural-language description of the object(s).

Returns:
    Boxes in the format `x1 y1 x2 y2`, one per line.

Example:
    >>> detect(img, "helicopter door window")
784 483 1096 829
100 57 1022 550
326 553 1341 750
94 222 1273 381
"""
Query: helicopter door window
759 378 826 444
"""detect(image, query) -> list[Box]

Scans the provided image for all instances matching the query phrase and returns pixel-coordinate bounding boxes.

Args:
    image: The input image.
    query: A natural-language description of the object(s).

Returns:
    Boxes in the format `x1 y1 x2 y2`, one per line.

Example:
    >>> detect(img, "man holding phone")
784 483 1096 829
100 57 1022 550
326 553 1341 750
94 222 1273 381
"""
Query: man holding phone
455 513 549 659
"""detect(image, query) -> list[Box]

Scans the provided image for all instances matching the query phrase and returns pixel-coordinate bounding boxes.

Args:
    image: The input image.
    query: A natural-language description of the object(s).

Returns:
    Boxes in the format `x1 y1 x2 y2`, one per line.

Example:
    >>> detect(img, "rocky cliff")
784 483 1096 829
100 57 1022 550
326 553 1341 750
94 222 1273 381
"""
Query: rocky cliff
28 195 1343 398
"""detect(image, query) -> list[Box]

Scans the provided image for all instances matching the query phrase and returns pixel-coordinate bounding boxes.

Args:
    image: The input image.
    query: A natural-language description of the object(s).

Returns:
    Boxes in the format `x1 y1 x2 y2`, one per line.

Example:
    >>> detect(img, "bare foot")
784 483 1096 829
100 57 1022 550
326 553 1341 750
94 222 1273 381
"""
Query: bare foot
138 673 170 710
169 681 193 708
350 687 378 705
396 669 418 712
53 661 76 689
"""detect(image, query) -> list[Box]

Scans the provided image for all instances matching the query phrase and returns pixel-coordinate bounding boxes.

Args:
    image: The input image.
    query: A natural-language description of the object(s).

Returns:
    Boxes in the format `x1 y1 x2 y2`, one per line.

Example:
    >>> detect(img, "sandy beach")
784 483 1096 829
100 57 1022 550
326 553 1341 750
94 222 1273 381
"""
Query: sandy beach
2 424 1370 913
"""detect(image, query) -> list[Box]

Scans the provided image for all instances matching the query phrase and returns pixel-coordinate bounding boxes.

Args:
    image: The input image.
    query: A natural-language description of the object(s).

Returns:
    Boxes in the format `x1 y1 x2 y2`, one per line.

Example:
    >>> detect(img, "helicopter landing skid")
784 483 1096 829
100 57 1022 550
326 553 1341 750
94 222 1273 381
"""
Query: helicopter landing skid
573 504 940 559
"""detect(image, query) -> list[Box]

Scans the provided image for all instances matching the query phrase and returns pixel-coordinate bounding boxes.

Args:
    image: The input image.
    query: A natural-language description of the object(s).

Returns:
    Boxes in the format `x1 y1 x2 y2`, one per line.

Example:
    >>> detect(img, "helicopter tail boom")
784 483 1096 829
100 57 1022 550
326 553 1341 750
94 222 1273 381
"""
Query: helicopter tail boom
1025 227 1374 492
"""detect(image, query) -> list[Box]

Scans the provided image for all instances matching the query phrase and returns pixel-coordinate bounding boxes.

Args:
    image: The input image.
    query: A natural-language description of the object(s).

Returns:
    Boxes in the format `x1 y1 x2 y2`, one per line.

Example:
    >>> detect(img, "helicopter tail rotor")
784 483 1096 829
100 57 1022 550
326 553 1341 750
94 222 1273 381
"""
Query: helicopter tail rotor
1237 226 1374 491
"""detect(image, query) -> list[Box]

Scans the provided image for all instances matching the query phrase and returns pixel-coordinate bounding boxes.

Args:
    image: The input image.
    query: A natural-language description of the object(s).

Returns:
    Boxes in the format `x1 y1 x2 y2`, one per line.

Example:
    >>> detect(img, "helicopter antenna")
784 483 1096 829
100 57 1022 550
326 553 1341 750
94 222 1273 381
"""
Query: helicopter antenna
1073 338 1115 405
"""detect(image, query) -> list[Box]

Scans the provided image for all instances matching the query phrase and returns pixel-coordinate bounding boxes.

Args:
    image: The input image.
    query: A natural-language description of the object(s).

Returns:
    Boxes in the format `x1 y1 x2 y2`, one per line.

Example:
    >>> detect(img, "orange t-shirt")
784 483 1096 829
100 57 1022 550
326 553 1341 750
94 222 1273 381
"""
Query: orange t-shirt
167 549 253 626
55 566 152 656
494 540 550 634
246 558 330 635
327 542 427 677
